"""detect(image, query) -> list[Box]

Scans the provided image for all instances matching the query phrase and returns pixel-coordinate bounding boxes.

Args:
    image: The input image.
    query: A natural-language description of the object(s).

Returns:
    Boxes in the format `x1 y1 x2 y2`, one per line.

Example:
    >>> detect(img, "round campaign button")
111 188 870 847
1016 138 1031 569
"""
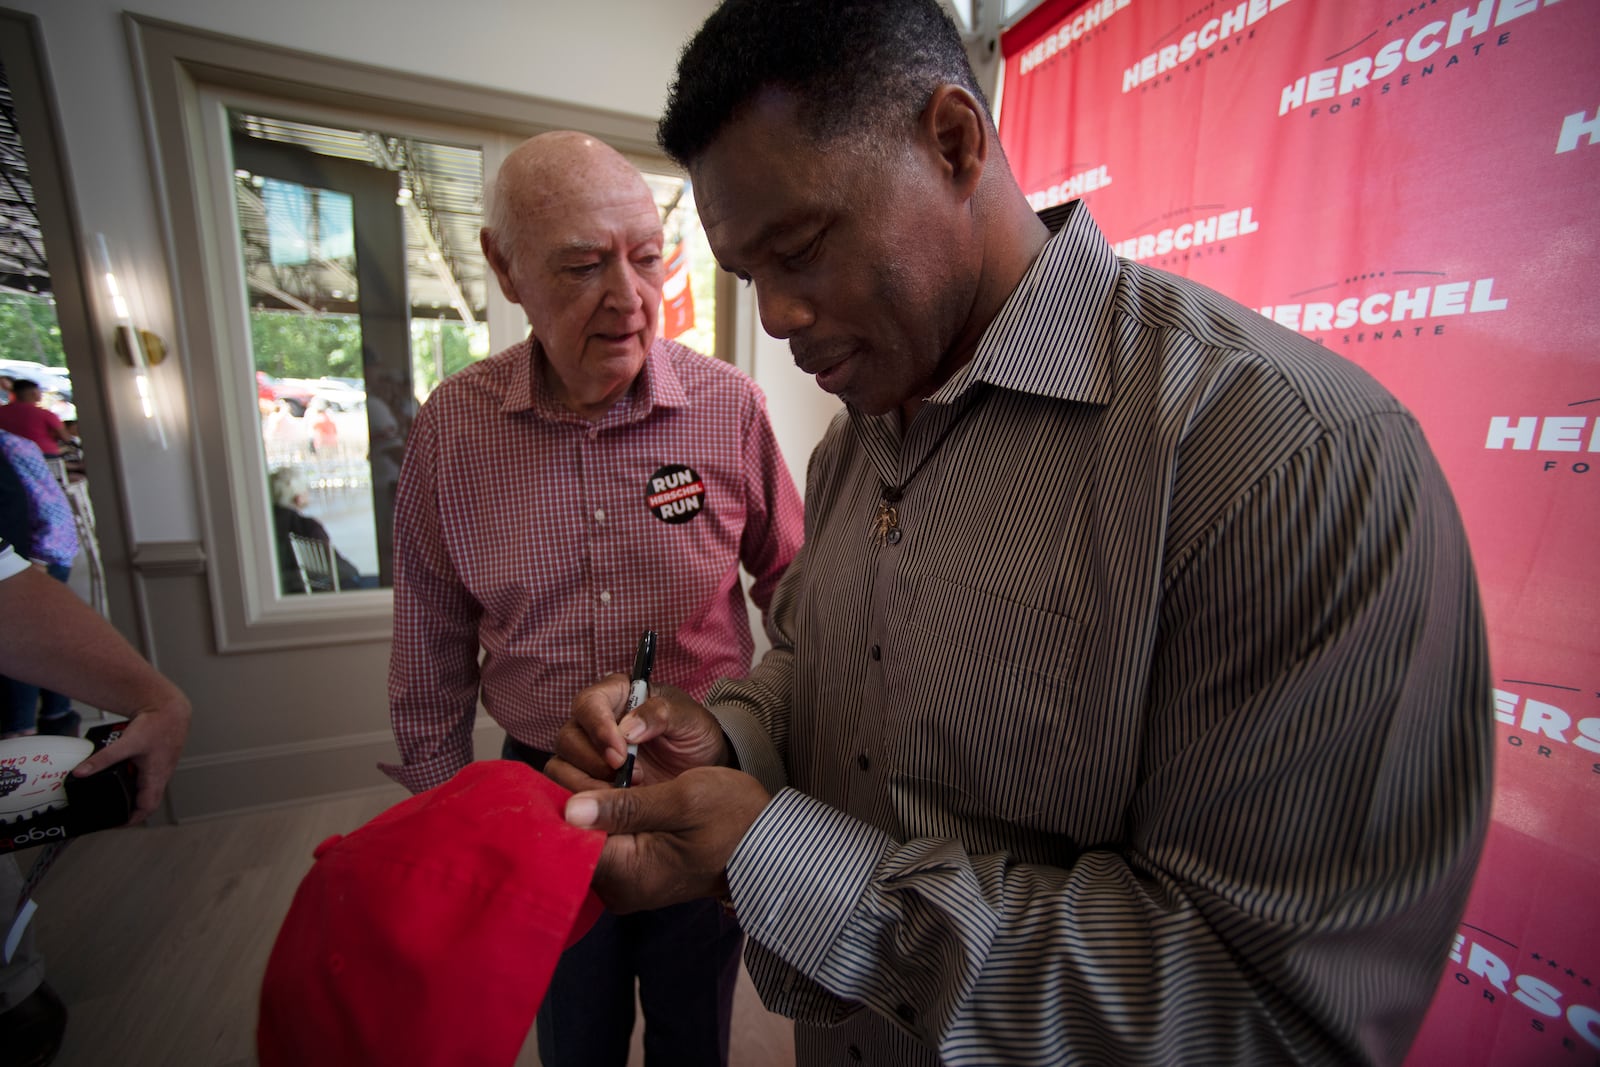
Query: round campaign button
646 464 706 524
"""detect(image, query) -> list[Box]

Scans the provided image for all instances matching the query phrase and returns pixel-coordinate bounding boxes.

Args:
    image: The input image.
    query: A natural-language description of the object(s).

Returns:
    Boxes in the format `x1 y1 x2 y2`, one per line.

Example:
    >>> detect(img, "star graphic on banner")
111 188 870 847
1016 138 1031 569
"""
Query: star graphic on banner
1532 953 1542 961
1388 0 1442 27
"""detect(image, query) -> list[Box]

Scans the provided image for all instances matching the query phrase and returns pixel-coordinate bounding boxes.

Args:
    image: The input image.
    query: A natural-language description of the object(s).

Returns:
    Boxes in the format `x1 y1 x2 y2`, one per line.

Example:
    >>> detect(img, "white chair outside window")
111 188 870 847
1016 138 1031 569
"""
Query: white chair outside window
287 532 341 593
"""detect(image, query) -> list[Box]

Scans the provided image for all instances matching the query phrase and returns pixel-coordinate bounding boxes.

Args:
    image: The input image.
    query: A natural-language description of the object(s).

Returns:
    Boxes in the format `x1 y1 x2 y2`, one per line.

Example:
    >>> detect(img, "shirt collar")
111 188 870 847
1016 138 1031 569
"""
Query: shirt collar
945 198 1119 408
849 199 1121 452
500 336 691 424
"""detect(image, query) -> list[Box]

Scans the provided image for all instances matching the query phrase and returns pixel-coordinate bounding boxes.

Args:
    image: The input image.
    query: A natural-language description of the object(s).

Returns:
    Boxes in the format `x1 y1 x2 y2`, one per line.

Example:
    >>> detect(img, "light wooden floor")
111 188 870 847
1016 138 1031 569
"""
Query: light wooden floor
26 787 795 1066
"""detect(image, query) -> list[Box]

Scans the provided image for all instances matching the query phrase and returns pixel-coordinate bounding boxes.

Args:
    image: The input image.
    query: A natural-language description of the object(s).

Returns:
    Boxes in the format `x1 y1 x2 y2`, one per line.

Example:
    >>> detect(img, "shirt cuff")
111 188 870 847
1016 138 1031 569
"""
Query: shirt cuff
377 753 465 795
727 788 890 977
711 704 788 795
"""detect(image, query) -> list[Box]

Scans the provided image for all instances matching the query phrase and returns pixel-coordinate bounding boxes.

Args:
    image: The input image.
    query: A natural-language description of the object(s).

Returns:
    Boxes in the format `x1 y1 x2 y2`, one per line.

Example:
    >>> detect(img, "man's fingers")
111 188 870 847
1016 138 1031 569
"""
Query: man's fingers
588 834 654 914
552 718 623 777
555 673 639 775
617 691 677 746
565 768 772 913
544 755 615 794
564 767 759 833
71 738 158 822
66 711 188 823
565 782 654 833
566 793 600 827
571 673 631 726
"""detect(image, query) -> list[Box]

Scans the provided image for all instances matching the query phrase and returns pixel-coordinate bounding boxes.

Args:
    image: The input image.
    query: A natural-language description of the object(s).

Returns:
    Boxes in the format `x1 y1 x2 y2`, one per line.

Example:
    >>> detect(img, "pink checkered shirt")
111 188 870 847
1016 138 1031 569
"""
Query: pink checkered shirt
382 337 804 793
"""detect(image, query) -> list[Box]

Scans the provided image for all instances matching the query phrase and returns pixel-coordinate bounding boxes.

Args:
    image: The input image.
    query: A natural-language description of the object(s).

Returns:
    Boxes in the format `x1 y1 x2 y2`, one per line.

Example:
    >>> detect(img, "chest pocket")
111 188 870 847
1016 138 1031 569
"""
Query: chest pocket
891 573 1084 831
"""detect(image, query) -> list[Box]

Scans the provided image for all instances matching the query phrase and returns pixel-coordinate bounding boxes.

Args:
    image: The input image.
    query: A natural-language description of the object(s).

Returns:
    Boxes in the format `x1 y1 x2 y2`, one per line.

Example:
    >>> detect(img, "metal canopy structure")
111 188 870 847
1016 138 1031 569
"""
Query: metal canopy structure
231 110 489 323
0 57 50 298
229 111 696 329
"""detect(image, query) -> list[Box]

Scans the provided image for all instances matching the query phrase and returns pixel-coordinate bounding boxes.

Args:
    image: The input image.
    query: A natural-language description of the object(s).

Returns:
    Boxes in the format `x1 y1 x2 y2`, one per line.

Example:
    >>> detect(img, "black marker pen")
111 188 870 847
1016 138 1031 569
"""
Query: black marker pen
613 630 656 788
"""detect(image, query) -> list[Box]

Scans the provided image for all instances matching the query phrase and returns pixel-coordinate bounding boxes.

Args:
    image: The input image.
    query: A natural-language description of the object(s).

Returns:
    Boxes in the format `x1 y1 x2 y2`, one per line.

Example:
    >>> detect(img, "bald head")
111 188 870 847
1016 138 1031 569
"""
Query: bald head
480 131 668 421
486 132 659 272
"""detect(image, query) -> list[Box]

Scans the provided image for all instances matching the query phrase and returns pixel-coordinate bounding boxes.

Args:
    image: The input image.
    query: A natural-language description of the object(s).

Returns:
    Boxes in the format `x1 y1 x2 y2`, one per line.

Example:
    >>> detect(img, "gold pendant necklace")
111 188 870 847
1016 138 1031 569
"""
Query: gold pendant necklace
868 391 983 548
871 494 901 548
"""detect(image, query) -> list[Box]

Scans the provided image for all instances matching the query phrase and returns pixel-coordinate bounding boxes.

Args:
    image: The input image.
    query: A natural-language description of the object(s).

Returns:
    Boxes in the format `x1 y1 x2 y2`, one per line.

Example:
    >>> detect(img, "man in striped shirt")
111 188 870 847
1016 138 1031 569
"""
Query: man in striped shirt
383 132 804 1066
551 1 1493 1065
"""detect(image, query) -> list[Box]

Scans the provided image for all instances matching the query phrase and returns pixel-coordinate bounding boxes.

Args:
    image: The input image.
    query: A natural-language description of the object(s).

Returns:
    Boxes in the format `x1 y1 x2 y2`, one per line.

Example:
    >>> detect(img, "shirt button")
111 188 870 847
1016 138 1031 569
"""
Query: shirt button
870 645 881 661
594 508 606 523
857 753 870 772
598 591 612 604
895 1003 916 1024
847 1046 862 1062
885 527 902 545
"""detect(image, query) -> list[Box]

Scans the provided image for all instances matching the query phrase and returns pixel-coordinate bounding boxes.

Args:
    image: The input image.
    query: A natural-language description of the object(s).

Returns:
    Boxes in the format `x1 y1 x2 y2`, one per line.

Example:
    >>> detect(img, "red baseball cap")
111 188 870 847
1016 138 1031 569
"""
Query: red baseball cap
258 760 606 1067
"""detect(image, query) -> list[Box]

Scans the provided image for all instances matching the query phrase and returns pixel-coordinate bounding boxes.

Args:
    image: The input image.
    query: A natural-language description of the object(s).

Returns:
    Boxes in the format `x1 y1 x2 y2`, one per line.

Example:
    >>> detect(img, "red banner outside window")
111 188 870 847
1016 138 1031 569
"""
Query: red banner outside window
660 242 695 341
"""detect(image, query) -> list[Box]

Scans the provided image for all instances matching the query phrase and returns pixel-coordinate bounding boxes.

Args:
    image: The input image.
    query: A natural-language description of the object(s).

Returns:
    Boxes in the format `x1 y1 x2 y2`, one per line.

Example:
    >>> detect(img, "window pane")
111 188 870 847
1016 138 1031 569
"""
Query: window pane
645 173 718 360
229 109 488 596
0 295 72 424
0 52 74 441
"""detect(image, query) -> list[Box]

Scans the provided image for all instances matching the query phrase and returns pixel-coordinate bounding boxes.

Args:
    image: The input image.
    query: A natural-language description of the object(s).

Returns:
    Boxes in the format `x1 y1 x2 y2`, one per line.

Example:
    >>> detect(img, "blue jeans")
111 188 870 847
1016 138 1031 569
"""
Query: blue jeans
501 736 743 1067
1 564 73 735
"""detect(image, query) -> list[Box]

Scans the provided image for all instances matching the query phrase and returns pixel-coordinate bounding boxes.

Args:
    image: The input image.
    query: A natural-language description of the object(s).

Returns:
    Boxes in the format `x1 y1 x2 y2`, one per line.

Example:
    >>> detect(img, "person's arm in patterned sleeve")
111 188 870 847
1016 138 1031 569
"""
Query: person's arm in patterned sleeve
2 433 77 568
0 539 191 822
380 403 484 794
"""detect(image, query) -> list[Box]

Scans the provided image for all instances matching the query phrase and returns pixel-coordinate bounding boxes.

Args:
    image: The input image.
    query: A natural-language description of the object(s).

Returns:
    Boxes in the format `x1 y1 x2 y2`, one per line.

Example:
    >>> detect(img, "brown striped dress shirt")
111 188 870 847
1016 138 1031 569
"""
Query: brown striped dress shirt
707 201 1493 1065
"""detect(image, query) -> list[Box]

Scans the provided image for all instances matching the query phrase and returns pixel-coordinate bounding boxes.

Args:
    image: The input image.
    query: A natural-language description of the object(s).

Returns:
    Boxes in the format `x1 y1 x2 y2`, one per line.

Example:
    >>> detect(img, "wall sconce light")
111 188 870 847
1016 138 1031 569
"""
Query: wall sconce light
93 233 169 449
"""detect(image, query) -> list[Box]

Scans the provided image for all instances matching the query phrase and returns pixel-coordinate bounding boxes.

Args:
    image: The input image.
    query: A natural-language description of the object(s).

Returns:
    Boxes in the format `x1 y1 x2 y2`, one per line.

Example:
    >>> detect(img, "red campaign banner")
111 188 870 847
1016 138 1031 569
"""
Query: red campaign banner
1412 820 1600 1063
660 242 695 341
998 1 1600 1063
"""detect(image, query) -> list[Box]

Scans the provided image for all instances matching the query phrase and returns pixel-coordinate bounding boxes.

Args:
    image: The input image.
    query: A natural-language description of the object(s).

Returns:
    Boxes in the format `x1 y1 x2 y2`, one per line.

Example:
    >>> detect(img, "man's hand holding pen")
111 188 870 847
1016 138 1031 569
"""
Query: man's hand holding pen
545 674 770 914
549 675 731 788
564 766 769 913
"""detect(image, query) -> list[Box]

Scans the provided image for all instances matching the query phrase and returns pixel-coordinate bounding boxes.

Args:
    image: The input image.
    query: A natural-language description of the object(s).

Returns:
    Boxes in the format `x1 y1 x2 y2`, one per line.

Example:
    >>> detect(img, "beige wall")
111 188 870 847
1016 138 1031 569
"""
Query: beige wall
1 0 847 819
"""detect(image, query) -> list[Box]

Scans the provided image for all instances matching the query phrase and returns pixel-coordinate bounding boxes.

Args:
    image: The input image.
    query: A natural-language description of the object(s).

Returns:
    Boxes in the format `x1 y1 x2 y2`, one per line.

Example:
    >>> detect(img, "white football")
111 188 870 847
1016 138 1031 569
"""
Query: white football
0 736 96 821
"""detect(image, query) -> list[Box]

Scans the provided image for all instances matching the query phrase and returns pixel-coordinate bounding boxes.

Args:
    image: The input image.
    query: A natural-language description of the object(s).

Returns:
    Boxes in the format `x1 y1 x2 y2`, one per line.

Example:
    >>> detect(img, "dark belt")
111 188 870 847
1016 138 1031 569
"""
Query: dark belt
501 734 553 773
